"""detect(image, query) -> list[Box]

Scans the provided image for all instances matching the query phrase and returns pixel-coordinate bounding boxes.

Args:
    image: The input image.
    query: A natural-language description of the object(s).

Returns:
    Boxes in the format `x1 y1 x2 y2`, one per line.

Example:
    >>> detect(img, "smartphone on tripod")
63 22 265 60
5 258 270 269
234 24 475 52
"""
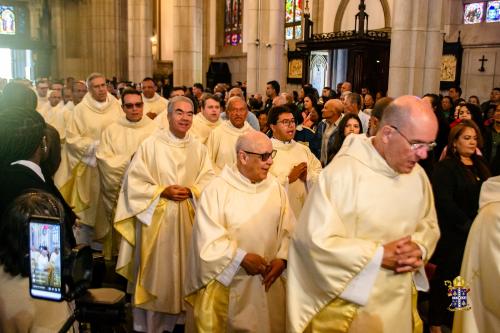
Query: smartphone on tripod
29 215 64 301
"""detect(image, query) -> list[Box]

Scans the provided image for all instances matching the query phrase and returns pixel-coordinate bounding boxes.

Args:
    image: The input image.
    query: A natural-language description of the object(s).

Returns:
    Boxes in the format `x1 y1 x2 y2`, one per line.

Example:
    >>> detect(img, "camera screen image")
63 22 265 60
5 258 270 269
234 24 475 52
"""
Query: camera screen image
29 219 62 301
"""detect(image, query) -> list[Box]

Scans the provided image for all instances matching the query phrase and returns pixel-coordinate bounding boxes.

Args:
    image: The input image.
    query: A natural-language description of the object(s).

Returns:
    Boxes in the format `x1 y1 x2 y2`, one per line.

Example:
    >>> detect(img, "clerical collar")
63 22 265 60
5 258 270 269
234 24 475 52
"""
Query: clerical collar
271 137 292 144
11 160 45 182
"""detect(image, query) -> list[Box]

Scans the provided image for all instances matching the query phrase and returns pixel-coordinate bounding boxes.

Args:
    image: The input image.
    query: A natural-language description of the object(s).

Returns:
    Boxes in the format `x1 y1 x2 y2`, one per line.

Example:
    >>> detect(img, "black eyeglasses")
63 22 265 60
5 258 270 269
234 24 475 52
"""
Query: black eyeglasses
123 102 144 109
389 126 437 151
243 149 277 161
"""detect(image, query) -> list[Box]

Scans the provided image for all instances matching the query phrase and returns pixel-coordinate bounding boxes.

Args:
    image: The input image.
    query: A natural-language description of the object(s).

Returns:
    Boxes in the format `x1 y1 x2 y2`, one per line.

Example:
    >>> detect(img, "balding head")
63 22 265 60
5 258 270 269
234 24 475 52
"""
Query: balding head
341 81 352 93
272 95 287 107
373 95 438 174
236 131 274 183
228 87 244 99
322 99 343 123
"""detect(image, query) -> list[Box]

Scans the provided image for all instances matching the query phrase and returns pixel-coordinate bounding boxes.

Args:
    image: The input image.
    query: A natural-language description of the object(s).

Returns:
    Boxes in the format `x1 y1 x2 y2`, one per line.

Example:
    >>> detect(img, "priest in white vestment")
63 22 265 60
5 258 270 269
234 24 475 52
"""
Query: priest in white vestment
141 77 168 119
287 96 441 333
41 90 67 141
62 80 87 124
452 176 500 333
206 96 254 173
189 93 222 145
268 105 322 218
35 80 49 113
55 73 122 247
96 89 158 259
114 96 214 333
186 131 295 332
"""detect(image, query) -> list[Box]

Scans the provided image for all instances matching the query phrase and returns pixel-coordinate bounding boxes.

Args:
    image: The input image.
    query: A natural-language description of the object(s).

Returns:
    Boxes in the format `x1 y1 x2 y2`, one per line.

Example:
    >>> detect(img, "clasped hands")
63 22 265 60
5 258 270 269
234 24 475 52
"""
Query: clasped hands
161 185 192 201
382 236 423 273
241 253 286 292
288 162 308 184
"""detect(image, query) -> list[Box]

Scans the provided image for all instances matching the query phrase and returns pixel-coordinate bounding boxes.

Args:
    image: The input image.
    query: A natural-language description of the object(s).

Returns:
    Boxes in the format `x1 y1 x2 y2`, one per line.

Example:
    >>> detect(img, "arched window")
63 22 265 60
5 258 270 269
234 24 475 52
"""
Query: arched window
285 0 302 40
224 0 243 46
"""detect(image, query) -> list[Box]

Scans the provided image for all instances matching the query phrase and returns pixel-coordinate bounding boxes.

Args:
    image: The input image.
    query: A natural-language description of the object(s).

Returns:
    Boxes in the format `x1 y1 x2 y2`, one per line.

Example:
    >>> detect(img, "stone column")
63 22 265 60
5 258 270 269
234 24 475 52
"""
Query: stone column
245 0 285 95
388 0 444 97
172 0 203 86
128 0 154 82
86 0 129 79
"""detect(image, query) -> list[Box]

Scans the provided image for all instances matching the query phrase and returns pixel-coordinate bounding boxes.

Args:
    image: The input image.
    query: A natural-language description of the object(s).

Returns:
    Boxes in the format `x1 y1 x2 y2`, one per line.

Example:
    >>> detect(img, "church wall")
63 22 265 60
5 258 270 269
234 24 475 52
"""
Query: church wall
445 0 500 102
127 0 153 83
340 0 387 31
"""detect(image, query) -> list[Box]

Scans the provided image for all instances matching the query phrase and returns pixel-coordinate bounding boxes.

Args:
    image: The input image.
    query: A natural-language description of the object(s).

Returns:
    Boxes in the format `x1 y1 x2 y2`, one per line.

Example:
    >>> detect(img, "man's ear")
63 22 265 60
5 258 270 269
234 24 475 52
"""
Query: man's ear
380 125 392 144
270 124 277 134
237 150 247 165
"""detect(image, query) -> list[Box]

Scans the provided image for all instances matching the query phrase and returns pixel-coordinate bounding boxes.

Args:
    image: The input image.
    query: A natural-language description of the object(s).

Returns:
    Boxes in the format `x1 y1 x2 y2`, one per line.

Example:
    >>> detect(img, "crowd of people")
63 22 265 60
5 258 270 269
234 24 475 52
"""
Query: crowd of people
0 73 499 333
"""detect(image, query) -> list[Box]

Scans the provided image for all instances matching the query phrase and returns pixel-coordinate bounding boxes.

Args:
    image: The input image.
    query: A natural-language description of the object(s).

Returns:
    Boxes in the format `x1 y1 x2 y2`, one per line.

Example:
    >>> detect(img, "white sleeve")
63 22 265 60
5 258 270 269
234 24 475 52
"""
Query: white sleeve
413 243 429 291
340 246 383 306
136 196 160 226
215 248 247 287
82 140 100 167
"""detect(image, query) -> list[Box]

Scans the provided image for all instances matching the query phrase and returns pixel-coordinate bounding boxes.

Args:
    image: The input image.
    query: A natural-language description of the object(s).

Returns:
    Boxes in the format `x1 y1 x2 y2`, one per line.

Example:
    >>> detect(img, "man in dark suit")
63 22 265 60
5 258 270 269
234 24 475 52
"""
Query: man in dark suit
0 101 77 248
311 99 344 166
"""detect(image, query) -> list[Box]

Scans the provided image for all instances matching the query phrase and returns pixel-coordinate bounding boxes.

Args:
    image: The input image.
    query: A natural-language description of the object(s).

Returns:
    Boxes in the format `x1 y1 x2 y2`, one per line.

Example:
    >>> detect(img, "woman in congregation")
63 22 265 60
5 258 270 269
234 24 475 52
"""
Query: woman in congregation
428 120 491 333
327 113 363 165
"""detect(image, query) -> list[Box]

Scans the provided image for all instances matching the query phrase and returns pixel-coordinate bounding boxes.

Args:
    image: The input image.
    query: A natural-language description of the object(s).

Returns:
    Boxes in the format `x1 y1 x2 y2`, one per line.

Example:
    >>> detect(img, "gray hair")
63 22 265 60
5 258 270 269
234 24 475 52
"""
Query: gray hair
168 96 194 114
86 72 105 88
226 96 247 112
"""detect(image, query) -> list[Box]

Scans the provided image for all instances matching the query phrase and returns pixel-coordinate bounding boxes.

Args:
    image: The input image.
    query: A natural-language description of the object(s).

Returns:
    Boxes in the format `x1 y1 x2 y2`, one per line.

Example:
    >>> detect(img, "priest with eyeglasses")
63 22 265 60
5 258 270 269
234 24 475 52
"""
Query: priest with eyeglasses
185 131 295 333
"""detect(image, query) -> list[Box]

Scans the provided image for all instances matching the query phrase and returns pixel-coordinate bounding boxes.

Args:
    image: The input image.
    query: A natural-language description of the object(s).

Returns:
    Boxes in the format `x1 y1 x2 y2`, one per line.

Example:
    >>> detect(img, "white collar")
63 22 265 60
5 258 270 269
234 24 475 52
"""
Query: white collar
10 160 45 182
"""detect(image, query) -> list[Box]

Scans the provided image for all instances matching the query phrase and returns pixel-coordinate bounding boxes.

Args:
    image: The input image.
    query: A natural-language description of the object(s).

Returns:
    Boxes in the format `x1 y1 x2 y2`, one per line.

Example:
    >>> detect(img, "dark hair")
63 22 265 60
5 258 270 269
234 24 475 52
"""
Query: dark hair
330 113 363 161
303 94 318 110
468 95 480 104
193 83 204 90
347 92 362 108
266 80 280 95
268 105 293 125
371 97 394 121
121 88 142 105
172 86 186 92
142 77 155 84
0 82 38 110
0 106 46 167
200 93 220 108
441 96 453 110
0 190 64 277
444 119 491 181
458 103 483 128
450 86 462 96
41 125 61 178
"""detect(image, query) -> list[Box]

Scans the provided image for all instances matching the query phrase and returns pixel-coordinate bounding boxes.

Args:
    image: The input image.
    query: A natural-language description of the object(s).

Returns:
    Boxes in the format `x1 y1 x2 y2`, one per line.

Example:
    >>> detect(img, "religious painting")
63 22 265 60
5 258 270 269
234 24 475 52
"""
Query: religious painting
224 0 243 46
0 5 15 35
285 0 302 40
288 58 303 79
440 55 457 82
486 1 500 22
440 38 463 90
463 2 484 24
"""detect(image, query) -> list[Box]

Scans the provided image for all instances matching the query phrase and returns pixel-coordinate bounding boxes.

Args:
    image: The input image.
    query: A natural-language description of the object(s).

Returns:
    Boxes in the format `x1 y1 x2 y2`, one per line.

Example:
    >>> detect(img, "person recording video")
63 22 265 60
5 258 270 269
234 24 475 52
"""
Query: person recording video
0 190 74 333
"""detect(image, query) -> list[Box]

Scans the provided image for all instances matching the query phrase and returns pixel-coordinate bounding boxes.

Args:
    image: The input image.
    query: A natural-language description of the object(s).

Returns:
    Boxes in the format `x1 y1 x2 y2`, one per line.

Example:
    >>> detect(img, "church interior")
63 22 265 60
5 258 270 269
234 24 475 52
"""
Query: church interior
0 1 499 333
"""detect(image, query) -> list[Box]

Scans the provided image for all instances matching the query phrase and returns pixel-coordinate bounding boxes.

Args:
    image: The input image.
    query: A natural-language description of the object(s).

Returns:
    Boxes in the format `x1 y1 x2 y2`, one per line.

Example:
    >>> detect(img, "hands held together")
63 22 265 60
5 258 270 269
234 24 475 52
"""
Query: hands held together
288 162 308 184
382 236 424 273
161 185 192 201
240 253 286 292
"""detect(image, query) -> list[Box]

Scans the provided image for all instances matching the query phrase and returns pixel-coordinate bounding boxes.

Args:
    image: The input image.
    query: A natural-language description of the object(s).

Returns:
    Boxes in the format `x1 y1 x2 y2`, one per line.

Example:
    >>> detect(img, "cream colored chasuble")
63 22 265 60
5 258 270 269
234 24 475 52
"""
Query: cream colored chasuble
269 138 322 219
186 165 295 333
54 93 122 228
41 102 67 141
189 112 222 145
95 115 158 257
114 130 214 323
287 134 440 333
206 120 254 174
452 176 500 333
142 93 169 116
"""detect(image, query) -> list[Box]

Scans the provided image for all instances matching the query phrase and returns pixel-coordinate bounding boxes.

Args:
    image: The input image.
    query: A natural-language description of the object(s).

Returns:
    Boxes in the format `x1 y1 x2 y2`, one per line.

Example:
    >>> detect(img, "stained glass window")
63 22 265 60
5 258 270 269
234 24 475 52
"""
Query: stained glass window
464 2 485 24
0 6 15 35
224 0 243 46
486 1 500 22
285 0 302 40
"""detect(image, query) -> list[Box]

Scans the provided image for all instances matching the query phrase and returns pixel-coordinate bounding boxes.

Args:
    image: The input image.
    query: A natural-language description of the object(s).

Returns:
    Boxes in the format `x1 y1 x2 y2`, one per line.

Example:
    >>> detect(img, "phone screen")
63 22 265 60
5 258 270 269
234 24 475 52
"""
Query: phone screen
29 217 63 301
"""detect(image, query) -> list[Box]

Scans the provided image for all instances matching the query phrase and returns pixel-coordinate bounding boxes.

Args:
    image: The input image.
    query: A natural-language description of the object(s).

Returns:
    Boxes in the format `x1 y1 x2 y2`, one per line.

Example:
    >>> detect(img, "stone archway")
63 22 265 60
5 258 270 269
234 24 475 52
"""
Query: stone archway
333 0 391 32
